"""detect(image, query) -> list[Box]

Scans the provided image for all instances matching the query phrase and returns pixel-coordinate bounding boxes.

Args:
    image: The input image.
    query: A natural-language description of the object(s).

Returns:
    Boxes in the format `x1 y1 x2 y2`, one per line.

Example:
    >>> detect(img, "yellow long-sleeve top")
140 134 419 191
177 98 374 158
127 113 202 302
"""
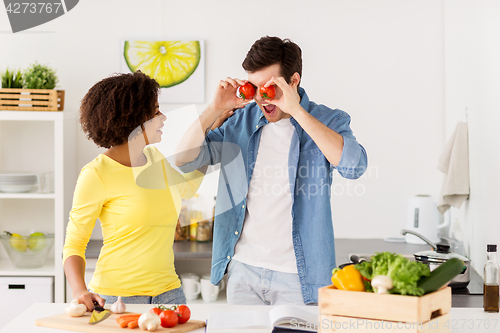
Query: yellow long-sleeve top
63 146 203 297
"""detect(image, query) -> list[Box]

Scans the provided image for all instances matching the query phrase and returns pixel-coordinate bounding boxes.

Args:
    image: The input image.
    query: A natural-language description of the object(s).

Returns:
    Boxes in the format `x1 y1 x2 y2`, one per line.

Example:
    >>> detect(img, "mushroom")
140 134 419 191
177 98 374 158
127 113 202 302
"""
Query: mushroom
371 275 393 294
138 312 161 331
65 299 87 317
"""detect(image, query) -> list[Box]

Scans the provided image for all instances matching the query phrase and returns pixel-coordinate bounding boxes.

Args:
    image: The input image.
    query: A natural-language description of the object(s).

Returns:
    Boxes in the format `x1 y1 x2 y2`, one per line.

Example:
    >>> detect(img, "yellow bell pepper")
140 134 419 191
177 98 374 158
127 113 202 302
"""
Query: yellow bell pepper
331 265 365 291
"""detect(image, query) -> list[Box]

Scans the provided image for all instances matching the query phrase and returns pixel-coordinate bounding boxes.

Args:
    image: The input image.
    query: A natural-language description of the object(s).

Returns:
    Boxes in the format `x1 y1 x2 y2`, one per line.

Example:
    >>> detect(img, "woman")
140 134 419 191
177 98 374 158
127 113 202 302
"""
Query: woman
63 71 204 310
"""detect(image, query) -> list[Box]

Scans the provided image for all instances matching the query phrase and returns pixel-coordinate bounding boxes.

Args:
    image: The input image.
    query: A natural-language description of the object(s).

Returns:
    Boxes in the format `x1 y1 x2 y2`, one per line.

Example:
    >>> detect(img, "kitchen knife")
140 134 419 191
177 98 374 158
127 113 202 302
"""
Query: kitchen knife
88 301 110 325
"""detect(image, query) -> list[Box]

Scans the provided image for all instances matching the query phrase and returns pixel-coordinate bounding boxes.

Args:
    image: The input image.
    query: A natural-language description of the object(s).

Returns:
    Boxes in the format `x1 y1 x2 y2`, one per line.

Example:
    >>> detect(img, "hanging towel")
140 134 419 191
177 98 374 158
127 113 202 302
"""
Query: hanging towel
437 122 470 214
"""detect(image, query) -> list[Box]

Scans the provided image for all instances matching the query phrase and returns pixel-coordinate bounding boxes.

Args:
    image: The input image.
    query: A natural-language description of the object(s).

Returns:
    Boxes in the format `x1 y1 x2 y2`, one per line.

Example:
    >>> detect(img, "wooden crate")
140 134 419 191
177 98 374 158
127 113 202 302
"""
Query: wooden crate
318 285 451 325
319 313 451 333
0 88 65 111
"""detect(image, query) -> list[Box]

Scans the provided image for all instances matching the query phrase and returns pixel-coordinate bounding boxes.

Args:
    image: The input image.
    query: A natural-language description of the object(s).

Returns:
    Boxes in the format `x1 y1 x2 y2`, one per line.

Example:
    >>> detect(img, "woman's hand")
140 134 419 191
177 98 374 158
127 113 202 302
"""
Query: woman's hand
74 290 106 312
210 109 234 130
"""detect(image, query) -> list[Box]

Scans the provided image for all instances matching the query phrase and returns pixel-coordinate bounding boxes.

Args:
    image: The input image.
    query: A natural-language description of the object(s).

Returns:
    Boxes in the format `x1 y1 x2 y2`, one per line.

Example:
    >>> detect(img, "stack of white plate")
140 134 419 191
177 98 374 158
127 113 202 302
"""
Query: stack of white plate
0 173 38 193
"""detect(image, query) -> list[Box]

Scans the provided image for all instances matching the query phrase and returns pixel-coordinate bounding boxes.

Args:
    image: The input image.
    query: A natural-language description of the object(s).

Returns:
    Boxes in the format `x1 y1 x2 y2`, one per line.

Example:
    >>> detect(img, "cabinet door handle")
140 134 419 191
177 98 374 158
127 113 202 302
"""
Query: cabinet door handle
8 284 25 289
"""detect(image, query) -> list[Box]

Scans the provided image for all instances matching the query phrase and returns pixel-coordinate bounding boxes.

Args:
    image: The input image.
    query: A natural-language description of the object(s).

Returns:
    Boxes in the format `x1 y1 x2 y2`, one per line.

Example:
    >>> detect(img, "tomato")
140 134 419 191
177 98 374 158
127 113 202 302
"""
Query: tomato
159 309 178 328
150 307 162 316
259 85 276 99
238 82 255 100
174 305 191 324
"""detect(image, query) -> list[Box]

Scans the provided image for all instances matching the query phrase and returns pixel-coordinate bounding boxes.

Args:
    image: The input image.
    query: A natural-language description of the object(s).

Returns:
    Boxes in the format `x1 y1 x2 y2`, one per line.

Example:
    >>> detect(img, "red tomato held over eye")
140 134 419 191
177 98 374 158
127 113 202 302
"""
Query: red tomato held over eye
238 82 255 100
259 85 276 99
159 309 178 328
174 305 191 324
150 307 162 315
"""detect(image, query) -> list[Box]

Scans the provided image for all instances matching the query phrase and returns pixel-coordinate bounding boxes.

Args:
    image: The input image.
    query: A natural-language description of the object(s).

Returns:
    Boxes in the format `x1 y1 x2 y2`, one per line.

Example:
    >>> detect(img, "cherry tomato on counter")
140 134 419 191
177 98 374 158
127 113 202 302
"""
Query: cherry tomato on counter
160 309 178 328
150 306 162 316
174 305 191 324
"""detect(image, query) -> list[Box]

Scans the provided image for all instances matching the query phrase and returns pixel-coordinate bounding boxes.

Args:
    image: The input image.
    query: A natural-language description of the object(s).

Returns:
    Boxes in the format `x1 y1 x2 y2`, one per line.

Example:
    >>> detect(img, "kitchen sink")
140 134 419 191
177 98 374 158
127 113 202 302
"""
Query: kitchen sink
347 253 415 263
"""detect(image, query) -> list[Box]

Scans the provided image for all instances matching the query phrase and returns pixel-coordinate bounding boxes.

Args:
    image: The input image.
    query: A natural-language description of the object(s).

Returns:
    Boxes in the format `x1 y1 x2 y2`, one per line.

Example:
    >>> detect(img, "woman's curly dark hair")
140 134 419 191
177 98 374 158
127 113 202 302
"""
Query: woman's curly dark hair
80 71 160 148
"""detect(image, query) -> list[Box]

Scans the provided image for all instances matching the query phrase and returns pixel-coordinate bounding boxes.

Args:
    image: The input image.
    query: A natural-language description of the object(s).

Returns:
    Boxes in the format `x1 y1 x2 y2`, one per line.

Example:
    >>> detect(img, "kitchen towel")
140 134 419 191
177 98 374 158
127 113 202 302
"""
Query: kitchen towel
437 122 470 214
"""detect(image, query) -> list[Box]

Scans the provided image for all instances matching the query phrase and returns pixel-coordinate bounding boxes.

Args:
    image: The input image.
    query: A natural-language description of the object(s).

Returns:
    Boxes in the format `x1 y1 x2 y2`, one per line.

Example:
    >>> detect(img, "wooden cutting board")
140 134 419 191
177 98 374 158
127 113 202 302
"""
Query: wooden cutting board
35 312 205 333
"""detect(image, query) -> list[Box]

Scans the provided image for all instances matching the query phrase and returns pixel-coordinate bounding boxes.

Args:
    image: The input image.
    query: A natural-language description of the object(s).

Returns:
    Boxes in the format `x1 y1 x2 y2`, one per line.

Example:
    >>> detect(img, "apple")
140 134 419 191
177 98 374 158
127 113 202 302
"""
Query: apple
28 232 47 252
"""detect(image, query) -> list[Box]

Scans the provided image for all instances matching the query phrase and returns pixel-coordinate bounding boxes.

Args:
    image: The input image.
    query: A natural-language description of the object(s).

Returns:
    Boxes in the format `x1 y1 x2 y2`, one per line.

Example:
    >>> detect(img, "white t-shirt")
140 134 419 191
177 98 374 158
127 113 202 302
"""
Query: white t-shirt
232 118 297 274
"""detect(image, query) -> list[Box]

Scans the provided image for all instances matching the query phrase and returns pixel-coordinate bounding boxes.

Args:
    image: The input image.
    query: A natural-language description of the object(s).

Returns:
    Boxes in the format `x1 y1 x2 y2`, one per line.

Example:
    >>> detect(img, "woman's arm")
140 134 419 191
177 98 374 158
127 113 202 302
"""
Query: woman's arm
63 166 107 310
64 255 104 310
174 77 249 167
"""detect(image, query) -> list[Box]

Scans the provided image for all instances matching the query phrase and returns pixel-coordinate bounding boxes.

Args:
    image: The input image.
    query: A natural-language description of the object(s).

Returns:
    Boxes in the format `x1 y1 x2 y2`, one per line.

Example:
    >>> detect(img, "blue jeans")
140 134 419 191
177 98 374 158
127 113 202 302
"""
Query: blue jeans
226 260 305 305
91 287 186 305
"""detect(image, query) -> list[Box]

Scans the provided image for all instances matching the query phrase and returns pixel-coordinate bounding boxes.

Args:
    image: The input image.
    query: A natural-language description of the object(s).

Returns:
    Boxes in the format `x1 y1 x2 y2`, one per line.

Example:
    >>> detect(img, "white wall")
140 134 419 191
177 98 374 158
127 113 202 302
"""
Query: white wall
444 0 500 275
1 0 446 239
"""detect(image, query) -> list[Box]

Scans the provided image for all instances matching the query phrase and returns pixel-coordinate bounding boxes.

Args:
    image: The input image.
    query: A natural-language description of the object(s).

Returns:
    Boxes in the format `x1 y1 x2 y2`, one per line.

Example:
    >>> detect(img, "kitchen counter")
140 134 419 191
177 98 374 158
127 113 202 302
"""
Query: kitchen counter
2 303 499 333
86 239 213 259
86 238 484 307
334 238 484 308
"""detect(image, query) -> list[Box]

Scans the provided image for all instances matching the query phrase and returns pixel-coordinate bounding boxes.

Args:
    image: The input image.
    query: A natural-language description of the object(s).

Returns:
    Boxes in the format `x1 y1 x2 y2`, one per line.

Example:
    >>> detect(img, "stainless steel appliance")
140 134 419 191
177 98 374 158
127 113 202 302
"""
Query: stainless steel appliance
401 229 471 289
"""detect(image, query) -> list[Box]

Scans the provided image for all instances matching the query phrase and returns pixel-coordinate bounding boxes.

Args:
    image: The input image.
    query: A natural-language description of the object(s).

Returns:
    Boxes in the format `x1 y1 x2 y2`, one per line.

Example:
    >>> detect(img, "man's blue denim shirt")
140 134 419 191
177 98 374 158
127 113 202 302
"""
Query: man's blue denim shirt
179 88 367 304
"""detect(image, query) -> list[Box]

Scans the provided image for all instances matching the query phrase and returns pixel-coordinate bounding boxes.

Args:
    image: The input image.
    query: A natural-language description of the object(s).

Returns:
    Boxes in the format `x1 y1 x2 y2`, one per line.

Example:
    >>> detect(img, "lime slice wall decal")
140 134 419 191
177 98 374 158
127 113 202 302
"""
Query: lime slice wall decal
121 40 205 104
4 0 79 33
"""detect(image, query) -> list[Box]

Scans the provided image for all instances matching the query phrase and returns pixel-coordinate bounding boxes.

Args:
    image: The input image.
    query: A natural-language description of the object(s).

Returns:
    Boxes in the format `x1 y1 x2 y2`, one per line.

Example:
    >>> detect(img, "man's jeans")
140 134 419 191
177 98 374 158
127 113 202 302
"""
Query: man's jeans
226 260 305 305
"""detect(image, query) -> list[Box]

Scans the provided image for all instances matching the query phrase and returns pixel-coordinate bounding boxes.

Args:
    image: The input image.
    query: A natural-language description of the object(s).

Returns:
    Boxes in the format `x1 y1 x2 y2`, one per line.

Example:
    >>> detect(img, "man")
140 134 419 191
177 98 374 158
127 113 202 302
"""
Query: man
175 36 367 305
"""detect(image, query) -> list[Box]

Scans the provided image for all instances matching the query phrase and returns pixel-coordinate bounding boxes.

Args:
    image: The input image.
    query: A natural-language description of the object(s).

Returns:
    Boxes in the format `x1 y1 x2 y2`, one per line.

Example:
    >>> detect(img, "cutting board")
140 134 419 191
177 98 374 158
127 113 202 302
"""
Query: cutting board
35 312 205 333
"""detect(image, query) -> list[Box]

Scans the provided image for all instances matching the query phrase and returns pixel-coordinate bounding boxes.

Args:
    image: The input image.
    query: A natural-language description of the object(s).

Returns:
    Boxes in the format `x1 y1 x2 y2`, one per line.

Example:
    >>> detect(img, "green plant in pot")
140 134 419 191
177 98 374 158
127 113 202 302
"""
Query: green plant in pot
1 68 23 88
22 62 58 89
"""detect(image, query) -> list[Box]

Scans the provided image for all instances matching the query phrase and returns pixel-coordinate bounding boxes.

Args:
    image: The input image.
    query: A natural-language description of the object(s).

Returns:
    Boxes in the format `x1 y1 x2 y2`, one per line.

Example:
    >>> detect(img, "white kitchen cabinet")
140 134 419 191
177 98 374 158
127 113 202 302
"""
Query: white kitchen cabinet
0 111 76 304
0 276 53 328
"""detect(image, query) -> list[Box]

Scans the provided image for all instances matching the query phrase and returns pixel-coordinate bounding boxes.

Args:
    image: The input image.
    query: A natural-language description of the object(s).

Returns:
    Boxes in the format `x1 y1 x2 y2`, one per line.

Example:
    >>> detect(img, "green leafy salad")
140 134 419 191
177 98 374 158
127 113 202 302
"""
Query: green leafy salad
355 252 431 296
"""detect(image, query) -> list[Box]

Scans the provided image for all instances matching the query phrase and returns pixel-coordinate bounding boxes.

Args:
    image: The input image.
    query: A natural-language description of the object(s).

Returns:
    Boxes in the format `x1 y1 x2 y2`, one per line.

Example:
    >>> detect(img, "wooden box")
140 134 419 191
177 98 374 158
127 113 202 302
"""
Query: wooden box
318 286 452 333
0 88 65 111
319 313 451 333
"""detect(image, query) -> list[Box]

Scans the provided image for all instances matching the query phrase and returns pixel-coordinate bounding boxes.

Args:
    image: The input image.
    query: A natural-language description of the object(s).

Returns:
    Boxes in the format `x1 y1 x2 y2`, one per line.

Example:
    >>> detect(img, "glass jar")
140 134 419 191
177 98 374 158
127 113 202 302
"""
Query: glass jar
189 194 203 241
174 204 188 241
196 220 212 242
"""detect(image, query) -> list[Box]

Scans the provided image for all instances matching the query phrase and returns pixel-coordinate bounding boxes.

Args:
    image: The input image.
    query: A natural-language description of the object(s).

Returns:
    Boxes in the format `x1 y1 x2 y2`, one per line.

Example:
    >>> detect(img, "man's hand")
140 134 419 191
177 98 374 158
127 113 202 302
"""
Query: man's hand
209 77 251 118
263 76 303 117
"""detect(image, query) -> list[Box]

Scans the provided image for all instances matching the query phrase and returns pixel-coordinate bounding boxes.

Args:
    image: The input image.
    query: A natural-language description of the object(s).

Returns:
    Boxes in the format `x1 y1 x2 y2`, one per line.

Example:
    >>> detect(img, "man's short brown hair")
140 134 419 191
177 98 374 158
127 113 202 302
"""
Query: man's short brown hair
242 36 302 89
79 71 160 149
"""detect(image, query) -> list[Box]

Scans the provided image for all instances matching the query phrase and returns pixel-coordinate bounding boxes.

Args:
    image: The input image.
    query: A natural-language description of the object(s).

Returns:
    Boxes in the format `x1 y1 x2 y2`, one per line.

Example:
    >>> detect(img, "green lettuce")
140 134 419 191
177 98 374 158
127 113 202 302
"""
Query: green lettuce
355 252 430 296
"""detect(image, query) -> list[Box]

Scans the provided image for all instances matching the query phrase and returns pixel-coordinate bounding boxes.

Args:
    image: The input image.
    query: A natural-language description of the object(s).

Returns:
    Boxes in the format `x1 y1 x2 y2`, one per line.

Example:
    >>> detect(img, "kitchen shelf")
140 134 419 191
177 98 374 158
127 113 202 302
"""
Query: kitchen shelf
0 110 64 121
0 110 76 304
0 257 55 276
0 192 55 199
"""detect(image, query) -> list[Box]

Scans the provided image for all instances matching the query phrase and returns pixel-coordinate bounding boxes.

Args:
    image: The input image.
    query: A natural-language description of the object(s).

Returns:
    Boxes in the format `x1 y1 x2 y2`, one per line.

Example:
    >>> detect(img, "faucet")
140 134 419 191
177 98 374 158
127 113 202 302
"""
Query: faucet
400 229 451 253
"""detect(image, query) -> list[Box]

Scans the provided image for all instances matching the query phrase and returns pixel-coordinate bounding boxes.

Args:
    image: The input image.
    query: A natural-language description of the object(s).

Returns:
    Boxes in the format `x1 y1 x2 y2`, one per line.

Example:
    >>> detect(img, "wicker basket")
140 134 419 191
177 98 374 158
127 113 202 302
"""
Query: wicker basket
0 88 64 111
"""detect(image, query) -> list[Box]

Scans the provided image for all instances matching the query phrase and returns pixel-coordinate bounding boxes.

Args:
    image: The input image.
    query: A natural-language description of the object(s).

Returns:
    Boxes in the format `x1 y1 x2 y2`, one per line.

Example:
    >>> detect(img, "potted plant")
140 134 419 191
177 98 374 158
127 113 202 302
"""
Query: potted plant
0 62 64 111
1 68 23 88
22 62 58 89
